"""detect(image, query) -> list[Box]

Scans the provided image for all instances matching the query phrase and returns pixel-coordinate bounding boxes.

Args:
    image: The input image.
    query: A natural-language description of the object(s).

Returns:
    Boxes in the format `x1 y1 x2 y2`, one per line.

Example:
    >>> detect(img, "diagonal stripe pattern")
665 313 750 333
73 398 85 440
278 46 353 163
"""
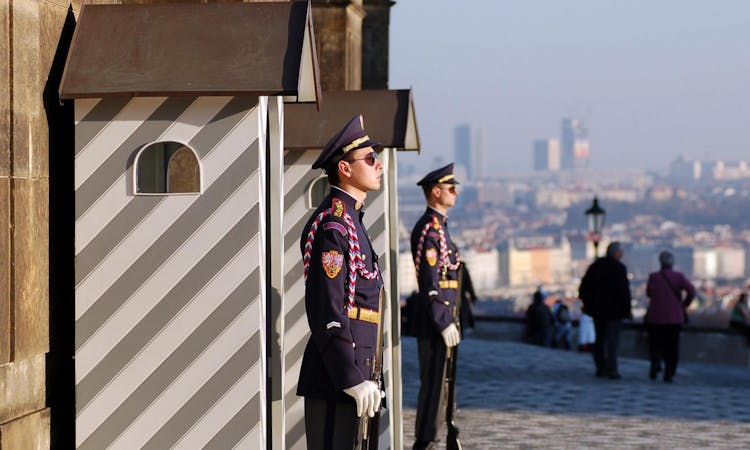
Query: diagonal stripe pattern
74 96 267 449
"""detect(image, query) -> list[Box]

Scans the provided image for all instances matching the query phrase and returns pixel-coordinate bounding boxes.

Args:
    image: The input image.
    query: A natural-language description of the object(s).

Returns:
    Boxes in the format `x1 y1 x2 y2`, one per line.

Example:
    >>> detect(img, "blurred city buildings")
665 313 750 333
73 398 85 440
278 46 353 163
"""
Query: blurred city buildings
498 236 571 287
670 156 750 182
398 158 750 323
454 124 483 181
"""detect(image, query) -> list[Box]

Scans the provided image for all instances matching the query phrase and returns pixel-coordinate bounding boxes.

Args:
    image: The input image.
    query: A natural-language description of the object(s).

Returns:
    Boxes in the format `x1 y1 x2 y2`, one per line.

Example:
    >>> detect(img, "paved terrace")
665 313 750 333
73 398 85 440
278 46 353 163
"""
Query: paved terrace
400 325 750 449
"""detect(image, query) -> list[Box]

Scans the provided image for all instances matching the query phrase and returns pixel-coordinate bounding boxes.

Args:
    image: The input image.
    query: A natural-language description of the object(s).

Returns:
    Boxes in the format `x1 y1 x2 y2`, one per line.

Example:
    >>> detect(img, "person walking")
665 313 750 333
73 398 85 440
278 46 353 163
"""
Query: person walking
410 163 462 450
645 251 696 382
297 115 385 449
578 242 632 379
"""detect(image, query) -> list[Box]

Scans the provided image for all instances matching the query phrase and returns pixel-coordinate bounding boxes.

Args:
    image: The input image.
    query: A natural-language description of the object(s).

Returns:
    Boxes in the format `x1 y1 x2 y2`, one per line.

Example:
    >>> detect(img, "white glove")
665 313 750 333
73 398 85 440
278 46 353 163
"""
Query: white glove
441 323 460 348
343 380 384 417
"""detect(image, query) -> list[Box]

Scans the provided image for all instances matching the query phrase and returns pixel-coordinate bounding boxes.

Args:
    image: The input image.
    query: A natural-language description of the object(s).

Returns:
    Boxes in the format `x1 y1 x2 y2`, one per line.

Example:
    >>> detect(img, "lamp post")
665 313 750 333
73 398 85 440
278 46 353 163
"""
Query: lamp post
585 196 606 258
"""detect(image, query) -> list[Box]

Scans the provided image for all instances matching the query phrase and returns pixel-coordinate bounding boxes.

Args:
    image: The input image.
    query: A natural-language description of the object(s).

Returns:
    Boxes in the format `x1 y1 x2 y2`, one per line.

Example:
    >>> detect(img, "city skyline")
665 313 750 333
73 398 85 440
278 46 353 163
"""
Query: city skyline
389 1 750 174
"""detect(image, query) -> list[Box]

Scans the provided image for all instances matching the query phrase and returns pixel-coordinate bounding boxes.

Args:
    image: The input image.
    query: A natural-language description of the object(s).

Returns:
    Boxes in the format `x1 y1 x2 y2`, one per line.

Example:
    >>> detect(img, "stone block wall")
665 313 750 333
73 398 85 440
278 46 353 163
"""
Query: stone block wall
0 0 69 446
311 0 364 91
361 0 390 89
472 317 750 366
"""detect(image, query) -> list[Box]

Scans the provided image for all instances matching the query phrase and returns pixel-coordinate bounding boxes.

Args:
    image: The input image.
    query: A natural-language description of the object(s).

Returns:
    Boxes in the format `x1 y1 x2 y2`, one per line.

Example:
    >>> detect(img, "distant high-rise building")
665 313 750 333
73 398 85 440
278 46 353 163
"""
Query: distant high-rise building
561 118 589 169
533 139 560 171
454 124 483 181
669 156 702 181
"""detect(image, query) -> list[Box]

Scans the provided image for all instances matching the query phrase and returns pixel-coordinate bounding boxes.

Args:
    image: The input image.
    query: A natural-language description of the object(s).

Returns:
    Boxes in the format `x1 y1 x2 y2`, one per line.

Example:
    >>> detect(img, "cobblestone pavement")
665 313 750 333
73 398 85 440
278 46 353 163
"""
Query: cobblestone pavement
400 326 750 449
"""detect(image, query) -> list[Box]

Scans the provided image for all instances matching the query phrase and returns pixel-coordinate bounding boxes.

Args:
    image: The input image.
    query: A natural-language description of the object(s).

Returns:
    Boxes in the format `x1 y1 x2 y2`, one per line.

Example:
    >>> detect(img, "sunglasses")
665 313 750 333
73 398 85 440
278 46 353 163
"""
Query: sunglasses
346 151 379 167
439 185 457 194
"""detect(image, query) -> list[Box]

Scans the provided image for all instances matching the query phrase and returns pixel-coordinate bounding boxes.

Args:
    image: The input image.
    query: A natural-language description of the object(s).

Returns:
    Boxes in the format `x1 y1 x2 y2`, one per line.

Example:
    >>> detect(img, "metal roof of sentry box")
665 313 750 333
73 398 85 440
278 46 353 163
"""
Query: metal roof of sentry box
60 1 320 103
284 89 419 151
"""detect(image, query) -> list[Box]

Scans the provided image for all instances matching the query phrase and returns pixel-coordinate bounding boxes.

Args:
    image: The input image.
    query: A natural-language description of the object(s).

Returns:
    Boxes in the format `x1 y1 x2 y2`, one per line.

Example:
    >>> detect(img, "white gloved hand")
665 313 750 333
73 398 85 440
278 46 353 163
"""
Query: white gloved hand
343 380 384 417
441 323 460 348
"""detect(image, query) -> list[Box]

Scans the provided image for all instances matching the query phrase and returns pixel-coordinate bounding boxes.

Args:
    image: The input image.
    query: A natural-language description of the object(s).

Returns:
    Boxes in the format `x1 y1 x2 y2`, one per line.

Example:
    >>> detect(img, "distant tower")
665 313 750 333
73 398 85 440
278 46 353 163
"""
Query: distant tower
669 156 702 181
533 139 560 171
454 124 483 181
561 118 589 169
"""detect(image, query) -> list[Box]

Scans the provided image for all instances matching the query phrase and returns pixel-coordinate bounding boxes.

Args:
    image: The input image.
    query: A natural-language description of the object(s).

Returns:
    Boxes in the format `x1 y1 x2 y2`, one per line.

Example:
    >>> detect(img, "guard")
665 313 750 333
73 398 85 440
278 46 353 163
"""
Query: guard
410 163 462 450
297 115 386 450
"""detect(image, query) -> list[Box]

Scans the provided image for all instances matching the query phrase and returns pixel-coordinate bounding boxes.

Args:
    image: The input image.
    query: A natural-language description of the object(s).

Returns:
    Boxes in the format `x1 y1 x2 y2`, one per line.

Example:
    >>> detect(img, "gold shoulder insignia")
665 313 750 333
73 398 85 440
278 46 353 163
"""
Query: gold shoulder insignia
332 198 345 218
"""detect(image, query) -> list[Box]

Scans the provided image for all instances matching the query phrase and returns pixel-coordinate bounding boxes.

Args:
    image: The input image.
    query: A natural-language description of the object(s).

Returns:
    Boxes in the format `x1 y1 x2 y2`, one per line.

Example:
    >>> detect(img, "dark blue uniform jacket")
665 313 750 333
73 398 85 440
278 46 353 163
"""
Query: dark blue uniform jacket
297 188 382 399
410 208 459 337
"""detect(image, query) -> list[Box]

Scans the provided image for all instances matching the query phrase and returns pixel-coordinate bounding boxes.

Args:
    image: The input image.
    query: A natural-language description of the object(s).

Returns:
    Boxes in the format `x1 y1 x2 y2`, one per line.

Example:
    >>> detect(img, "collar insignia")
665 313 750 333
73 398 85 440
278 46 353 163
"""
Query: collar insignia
332 198 345 217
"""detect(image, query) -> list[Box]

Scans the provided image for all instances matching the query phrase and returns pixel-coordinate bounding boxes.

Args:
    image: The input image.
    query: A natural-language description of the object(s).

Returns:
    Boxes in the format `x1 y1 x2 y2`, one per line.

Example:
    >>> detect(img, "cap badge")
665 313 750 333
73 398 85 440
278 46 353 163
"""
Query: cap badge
343 135 372 154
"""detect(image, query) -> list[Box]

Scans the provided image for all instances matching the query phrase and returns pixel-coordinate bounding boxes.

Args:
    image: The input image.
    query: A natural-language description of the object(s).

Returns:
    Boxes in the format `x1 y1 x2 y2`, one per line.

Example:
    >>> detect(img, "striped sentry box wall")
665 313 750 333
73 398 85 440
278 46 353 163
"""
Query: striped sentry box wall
74 95 269 449
282 149 397 450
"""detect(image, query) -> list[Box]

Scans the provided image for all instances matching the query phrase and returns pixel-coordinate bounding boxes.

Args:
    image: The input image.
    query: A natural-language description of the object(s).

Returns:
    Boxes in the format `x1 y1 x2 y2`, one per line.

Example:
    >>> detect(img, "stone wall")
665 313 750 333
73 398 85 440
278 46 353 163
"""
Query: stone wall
311 0 364 91
361 0 390 89
473 317 750 366
1 0 76 446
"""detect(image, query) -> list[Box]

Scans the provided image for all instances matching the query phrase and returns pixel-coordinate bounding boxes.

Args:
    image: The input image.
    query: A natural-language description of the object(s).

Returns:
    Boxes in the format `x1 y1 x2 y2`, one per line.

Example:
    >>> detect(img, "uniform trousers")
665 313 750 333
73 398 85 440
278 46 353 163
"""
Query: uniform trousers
304 396 358 450
414 335 448 448
593 319 622 375
648 324 681 380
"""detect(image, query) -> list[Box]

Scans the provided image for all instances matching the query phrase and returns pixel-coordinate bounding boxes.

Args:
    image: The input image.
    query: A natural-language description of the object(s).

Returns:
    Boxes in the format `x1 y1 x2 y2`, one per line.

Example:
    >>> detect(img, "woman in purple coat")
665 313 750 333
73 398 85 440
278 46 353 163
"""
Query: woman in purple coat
645 251 696 382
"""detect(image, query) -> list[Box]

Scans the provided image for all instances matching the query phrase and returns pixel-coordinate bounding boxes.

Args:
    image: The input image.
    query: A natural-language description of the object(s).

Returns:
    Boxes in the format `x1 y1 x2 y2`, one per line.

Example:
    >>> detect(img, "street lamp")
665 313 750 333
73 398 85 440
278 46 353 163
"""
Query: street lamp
585 196 606 257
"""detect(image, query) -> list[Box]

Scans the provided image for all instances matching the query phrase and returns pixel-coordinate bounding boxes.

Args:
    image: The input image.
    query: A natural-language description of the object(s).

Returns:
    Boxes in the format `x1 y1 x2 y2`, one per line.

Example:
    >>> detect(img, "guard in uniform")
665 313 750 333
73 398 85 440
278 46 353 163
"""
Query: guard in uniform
410 163 462 450
297 115 385 450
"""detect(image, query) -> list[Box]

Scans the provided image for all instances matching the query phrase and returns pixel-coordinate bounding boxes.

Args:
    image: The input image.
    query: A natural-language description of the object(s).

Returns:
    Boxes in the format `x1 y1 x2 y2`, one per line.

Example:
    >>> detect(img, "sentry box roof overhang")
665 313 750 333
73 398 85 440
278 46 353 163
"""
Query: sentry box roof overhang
284 89 419 152
60 1 321 104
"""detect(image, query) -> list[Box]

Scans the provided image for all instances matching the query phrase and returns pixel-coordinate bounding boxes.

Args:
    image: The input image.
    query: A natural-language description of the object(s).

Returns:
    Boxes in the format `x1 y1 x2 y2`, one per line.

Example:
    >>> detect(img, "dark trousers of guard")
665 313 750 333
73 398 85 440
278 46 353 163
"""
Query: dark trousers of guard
648 324 681 380
414 335 448 449
305 397 359 450
593 319 621 376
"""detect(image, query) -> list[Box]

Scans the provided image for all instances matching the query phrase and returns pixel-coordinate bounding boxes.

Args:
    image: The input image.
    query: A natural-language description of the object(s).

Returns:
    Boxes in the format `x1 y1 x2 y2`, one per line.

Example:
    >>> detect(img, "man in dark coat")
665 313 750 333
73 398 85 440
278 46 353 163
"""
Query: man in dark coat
410 163 462 450
578 241 632 379
297 115 385 449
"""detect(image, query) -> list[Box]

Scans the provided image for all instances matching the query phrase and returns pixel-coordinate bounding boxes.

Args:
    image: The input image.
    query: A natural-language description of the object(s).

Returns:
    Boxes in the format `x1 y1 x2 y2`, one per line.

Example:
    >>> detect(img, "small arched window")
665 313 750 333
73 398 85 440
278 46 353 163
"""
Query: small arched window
307 175 329 209
135 141 201 194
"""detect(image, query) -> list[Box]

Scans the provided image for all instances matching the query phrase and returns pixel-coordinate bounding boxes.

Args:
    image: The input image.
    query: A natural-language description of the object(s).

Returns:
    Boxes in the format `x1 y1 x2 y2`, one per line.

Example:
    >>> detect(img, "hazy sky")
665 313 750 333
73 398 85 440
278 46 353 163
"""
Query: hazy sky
388 0 750 174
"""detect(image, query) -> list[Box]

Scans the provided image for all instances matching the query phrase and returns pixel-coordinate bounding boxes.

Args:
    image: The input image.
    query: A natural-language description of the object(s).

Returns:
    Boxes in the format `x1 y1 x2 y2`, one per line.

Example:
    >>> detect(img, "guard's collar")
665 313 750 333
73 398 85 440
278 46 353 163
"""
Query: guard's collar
427 206 447 221
331 186 364 211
